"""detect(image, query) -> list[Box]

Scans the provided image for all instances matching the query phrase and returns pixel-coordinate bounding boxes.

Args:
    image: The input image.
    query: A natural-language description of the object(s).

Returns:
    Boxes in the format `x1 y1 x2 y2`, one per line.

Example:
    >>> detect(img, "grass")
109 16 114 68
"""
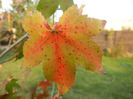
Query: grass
64 57 133 99
0 52 133 99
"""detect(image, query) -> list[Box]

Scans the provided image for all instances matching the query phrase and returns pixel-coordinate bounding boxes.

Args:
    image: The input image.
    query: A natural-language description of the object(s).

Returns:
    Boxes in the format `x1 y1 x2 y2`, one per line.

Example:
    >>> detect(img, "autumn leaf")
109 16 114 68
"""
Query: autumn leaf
22 5 106 95
37 80 52 99
38 80 52 92
54 92 62 99
36 92 49 99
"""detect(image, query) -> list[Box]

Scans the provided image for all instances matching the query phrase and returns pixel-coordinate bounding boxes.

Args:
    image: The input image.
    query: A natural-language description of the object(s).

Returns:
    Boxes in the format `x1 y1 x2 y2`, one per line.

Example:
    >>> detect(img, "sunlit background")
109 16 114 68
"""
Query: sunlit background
1 0 133 30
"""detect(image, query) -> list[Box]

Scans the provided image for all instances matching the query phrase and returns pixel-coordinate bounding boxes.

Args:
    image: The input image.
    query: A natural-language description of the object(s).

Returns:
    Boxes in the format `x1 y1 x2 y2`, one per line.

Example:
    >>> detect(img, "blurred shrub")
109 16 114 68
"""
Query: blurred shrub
107 28 114 40
104 39 128 57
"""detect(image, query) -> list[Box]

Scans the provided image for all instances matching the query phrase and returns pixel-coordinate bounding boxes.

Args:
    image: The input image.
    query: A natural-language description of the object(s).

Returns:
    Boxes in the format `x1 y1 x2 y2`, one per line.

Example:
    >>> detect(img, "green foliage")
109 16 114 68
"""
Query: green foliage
37 0 59 19
0 50 15 62
59 0 74 12
15 39 26 60
5 79 20 93
0 78 21 99
37 0 74 19
0 76 54 98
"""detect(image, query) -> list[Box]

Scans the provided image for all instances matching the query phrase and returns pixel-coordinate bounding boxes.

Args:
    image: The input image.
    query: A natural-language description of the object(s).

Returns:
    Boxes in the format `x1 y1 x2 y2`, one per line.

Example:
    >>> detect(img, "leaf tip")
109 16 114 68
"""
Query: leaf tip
101 20 106 27
78 5 85 14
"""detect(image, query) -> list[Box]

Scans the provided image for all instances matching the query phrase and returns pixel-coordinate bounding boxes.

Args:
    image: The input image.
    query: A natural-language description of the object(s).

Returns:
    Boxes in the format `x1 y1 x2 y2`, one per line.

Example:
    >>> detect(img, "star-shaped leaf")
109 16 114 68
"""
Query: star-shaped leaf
22 5 106 95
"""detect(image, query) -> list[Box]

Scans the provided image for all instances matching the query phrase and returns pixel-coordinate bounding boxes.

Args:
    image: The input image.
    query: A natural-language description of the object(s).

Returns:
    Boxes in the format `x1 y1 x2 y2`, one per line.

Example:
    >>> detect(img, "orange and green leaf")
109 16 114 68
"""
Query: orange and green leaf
22 5 106 95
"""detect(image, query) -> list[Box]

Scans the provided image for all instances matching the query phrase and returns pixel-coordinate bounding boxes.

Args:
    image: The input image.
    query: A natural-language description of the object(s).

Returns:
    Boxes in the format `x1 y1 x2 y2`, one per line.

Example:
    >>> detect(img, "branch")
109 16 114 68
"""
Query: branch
0 33 29 58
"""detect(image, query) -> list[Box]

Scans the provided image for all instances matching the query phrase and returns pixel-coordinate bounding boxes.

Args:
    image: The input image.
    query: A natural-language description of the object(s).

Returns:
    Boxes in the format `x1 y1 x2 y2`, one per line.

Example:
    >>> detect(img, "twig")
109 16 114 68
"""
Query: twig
51 83 55 99
0 33 29 58
0 53 18 64
8 37 12 47
23 68 31 89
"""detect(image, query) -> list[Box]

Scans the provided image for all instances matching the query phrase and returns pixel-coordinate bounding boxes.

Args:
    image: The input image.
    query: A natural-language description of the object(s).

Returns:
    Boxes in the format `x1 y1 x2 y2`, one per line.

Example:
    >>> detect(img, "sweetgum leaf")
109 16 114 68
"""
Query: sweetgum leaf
37 0 59 19
59 0 74 12
22 5 106 95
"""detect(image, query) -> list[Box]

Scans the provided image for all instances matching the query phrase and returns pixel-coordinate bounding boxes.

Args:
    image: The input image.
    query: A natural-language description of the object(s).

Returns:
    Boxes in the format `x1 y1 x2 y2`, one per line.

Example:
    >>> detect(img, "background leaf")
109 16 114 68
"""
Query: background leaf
5 79 21 93
37 0 59 19
15 39 26 60
59 0 74 12
36 0 74 19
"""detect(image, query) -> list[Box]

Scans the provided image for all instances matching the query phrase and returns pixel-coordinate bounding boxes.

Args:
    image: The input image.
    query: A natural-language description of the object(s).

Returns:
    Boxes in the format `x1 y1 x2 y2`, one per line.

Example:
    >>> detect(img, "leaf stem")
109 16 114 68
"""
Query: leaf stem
53 14 55 26
51 82 55 99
